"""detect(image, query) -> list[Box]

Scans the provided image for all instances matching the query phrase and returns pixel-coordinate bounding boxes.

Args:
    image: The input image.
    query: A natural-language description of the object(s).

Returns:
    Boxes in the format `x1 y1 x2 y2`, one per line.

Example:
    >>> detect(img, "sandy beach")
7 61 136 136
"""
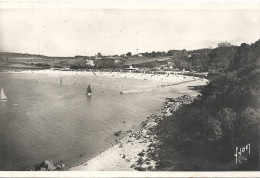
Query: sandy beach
4 69 206 91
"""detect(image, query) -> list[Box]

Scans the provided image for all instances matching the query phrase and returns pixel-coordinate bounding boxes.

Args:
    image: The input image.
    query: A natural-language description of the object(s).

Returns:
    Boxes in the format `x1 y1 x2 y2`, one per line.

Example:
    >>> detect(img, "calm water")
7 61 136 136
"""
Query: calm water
0 72 173 170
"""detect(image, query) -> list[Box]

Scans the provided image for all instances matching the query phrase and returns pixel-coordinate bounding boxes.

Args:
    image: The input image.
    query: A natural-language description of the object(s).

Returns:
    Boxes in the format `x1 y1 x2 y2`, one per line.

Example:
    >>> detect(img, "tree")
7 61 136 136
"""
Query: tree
126 52 132 57
151 51 156 58
218 42 232 47
232 43 254 70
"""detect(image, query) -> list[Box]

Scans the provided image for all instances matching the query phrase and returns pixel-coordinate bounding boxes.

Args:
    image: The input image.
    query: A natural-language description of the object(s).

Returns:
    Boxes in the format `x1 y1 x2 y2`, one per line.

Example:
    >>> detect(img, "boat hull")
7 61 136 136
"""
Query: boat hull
86 93 92 96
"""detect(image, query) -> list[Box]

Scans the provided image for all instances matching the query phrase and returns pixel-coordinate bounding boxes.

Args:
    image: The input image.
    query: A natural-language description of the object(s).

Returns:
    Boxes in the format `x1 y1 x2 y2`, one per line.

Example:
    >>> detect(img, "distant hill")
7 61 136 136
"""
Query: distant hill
0 44 244 71
0 52 86 69
0 52 47 59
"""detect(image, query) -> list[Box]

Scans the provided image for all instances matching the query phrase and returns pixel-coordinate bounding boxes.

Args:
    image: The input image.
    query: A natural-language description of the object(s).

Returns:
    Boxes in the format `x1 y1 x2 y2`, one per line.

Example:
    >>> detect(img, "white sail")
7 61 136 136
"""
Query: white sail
0 88 7 100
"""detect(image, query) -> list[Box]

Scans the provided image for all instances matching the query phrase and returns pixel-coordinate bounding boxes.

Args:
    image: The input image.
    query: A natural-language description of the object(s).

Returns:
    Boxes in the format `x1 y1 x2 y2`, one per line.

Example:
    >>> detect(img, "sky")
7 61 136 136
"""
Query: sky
0 2 260 56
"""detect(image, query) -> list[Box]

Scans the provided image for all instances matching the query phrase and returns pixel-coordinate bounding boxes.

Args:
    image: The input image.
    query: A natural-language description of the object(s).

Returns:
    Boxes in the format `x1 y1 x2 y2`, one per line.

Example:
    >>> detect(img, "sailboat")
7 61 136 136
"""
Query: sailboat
0 88 7 101
60 77 63 86
119 84 124 94
86 84 92 96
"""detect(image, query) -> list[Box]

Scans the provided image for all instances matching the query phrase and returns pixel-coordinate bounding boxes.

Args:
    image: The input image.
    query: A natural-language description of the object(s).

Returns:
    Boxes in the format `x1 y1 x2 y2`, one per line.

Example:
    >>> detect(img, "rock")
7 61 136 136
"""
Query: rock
134 166 146 171
36 160 56 171
40 167 47 171
114 131 122 136
147 166 153 170
150 114 156 117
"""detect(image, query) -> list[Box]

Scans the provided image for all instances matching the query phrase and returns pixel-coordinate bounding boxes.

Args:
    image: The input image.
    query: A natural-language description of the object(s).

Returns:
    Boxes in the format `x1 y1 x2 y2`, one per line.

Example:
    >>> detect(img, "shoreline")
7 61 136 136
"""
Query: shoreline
1 69 207 171
68 86 205 171
1 69 206 86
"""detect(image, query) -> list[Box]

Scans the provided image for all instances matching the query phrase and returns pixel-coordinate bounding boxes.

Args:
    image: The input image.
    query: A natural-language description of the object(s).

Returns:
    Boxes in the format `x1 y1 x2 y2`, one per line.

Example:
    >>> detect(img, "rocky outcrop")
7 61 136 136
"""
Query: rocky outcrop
34 160 65 171
131 95 194 171
162 95 194 116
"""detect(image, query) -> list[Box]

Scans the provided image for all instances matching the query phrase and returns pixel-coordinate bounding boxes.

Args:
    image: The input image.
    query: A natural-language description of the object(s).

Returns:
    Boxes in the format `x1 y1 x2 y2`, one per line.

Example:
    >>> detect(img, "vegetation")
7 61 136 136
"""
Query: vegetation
34 63 51 69
154 39 260 170
70 64 87 69
0 42 241 72
126 52 132 57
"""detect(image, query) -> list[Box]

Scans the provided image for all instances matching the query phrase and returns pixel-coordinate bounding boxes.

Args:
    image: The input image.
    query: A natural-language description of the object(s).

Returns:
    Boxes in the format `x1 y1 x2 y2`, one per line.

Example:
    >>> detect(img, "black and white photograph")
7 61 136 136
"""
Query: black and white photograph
0 0 259 176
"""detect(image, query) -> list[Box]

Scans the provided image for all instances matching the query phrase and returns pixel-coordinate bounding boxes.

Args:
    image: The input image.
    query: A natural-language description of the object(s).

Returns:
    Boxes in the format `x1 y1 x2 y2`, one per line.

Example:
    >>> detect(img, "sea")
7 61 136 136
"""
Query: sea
0 71 184 171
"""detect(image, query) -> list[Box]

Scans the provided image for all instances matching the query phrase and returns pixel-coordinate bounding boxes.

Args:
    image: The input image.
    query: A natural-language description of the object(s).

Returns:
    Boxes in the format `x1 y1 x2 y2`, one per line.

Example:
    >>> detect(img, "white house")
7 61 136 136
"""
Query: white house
124 66 138 72
86 59 95 66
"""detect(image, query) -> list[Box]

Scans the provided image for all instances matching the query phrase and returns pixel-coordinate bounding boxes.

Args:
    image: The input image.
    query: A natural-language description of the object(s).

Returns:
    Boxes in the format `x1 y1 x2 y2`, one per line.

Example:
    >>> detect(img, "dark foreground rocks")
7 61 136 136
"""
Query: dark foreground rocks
132 95 195 171
34 160 65 171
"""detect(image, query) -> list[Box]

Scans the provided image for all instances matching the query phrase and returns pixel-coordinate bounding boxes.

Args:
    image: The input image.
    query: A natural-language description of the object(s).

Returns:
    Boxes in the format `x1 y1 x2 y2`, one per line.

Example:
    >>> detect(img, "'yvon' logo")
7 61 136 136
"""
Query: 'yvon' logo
234 144 250 164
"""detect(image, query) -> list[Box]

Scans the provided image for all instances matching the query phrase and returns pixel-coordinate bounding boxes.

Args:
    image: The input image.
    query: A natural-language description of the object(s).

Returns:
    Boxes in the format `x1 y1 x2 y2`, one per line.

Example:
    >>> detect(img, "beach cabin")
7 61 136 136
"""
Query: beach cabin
86 59 95 66
124 66 138 72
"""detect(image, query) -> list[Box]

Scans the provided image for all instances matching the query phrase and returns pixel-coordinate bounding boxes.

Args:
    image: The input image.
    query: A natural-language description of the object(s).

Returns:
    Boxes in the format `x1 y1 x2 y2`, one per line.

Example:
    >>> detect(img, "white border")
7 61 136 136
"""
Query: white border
0 171 260 177
0 0 260 9
0 0 259 177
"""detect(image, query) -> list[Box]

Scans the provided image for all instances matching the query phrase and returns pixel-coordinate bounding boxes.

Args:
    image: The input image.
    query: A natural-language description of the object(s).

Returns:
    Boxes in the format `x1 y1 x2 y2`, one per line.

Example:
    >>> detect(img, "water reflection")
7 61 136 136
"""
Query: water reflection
0 101 7 108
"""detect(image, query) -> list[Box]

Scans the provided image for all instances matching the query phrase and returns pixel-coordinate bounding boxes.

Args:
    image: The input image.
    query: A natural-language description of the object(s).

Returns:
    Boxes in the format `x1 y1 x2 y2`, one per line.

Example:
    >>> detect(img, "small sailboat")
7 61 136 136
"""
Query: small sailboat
119 84 124 94
0 88 7 101
86 84 92 96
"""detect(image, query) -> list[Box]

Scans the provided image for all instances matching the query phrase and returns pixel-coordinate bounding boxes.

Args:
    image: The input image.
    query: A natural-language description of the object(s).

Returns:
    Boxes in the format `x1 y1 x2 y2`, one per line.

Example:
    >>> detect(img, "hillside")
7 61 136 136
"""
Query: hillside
124 56 171 66
0 52 86 69
0 44 246 73
0 52 46 59
152 39 260 171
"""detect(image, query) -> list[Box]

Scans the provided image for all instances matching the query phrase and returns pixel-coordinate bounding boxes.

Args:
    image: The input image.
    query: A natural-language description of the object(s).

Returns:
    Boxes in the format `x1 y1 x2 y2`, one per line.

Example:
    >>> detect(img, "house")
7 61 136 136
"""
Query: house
137 53 143 57
124 66 138 72
86 59 95 66
162 66 174 71
152 67 161 71
94 57 102 60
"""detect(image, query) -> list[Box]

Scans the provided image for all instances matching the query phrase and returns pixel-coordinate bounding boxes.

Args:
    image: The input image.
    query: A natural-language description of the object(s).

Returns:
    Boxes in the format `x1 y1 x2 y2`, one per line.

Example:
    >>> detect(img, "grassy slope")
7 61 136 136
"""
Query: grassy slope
124 56 171 65
0 52 86 68
0 52 172 69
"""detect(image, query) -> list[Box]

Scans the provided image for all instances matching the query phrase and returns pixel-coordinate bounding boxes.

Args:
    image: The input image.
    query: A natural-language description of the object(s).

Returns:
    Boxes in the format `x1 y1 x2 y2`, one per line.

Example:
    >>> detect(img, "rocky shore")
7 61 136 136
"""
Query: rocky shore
69 95 195 171
130 95 194 171
33 160 66 171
